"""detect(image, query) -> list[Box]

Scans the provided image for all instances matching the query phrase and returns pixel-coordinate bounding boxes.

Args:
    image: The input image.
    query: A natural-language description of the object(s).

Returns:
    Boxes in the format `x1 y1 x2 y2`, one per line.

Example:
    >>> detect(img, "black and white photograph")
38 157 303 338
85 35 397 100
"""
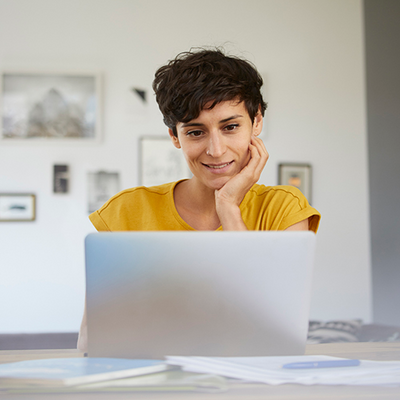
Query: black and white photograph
1 72 100 141
87 171 120 213
278 163 312 203
53 164 70 194
0 194 36 221
140 136 191 186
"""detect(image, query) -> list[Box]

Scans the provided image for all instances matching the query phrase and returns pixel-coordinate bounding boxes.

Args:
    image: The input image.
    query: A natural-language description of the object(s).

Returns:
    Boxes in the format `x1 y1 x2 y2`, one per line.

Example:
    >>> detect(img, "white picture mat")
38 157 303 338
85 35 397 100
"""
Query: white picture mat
140 137 191 186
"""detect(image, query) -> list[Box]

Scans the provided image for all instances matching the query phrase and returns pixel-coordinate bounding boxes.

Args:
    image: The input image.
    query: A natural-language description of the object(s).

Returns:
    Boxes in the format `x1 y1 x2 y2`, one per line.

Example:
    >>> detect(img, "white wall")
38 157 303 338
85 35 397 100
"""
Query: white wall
0 0 371 333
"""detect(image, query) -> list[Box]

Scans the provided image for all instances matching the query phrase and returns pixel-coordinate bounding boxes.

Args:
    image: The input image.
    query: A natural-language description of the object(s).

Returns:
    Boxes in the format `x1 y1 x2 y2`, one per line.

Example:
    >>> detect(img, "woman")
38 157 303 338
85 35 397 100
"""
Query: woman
78 48 320 351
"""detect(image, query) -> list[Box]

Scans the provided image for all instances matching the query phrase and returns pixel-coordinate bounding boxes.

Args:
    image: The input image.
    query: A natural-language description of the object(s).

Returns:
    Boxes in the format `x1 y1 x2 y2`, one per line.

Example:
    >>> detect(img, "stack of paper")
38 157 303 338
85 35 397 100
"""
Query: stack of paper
0 358 170 387
0 358 227 394
75 370 227 393
166 355 400 386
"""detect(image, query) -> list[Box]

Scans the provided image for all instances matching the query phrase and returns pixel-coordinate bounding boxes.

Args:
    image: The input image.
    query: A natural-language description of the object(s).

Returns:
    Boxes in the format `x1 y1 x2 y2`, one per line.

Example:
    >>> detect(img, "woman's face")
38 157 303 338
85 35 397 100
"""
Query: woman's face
169 100 263 191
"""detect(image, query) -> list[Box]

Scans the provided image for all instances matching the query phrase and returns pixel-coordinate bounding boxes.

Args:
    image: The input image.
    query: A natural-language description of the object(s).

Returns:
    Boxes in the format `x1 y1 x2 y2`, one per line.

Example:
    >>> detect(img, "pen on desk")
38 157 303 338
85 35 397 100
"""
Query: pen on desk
282 359 360 369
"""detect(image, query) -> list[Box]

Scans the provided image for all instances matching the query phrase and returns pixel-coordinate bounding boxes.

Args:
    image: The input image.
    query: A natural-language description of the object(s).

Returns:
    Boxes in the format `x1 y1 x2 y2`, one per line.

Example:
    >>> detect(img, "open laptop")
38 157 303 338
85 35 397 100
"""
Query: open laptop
85 231 316 359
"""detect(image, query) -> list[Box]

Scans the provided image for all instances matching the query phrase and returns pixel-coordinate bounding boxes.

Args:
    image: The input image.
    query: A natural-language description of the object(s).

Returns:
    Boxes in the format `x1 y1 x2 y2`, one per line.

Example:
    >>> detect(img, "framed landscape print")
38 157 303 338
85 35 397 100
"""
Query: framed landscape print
1 71 101 142
0 194 36 221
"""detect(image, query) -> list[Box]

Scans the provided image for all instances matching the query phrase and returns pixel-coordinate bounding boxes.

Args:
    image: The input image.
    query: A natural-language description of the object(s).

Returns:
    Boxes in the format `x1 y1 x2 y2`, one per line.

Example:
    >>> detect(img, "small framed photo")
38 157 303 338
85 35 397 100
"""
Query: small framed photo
0 194 36 221
1 71 101 142
139 136 191 186
278 163 312 202
53 164 70 193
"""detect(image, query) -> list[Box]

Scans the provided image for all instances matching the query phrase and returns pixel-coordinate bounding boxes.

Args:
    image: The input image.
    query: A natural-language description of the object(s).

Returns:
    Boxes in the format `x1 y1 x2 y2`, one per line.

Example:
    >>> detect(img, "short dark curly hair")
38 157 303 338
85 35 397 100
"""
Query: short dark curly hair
152 48 267 136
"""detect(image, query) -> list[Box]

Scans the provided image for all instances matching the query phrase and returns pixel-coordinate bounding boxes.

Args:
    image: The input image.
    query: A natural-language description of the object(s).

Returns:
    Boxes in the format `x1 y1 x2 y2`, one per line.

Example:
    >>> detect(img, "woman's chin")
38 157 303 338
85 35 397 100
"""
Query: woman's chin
191 174 233 192
206 177 231 191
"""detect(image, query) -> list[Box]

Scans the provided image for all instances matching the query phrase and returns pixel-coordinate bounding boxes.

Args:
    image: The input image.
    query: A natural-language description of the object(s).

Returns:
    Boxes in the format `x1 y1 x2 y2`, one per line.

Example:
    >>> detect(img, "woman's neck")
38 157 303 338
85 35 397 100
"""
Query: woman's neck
173 178 221 230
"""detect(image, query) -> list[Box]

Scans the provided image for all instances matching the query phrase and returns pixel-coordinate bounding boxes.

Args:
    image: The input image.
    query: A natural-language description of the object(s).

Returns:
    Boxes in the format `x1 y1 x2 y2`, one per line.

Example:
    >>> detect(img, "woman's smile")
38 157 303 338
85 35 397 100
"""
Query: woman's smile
202 160 234 173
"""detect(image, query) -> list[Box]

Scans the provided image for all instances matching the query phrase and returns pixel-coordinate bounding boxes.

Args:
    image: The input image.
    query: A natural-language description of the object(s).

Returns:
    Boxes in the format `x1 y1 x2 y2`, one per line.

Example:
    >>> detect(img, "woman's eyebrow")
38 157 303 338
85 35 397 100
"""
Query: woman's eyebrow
180 122 204 128
181 114 244 128
219 114 243 123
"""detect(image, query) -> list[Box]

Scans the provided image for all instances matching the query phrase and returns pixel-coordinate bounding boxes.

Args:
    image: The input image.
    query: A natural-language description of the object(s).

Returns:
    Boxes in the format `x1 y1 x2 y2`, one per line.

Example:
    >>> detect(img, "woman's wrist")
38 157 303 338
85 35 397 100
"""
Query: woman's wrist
216 201 247 231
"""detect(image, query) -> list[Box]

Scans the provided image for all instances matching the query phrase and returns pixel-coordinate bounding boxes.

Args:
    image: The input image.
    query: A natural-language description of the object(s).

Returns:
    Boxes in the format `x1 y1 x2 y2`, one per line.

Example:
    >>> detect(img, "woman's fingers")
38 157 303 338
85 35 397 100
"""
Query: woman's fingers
246 136 269 178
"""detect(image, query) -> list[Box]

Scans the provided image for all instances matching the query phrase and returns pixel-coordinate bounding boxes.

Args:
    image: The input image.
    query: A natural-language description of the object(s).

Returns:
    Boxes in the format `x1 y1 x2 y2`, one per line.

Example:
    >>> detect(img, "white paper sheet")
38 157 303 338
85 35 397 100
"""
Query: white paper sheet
166 355 400 386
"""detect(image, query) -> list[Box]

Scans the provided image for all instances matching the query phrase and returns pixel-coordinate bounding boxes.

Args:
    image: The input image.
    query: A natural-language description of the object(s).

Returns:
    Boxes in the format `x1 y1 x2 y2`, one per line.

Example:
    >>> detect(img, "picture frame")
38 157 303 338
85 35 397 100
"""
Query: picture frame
53 164 70 194
139 136 191 186
87 171 120 214
1 70 101 142
278 163 312 203
0 194 36 221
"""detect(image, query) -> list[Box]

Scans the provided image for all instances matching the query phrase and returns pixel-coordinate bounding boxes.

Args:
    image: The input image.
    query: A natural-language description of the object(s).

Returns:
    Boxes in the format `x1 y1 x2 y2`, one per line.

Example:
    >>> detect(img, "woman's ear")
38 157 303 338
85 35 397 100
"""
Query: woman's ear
253 111 263 136
169 129 181 149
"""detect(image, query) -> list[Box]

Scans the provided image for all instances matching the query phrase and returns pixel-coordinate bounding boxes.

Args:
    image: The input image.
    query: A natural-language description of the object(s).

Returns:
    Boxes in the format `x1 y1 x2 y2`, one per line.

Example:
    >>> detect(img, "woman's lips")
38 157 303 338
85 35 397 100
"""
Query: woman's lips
202 161 234 173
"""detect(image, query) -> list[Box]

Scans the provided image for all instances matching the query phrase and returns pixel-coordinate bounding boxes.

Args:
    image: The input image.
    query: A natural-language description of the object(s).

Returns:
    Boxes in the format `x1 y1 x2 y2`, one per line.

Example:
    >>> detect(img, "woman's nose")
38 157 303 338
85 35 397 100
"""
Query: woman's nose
205 133 226 158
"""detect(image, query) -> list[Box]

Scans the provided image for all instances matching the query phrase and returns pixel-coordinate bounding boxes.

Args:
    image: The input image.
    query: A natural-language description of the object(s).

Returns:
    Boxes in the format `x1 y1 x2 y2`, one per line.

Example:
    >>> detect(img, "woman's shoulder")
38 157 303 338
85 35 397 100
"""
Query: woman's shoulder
107 181 178 203
125 181 174 195
94 181 180 217
249 184 306 199
89 181 181 231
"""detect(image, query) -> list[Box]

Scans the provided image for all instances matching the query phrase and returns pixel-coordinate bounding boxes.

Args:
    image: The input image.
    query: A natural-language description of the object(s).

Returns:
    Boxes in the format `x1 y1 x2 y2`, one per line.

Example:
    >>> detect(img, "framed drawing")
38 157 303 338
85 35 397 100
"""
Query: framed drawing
278 163 312 202
0 194 36 221
1 71 101 142
139 136 191 186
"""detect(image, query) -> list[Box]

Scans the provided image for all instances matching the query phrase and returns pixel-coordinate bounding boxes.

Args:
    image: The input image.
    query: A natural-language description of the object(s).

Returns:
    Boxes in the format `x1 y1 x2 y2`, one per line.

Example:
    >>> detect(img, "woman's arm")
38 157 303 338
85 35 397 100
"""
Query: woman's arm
215 135 269 230
285 218 310 231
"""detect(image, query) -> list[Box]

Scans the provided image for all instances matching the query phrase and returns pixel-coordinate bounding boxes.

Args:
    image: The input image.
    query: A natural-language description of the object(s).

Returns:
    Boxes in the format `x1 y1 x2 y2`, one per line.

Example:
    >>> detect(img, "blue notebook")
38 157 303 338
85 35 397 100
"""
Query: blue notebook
0 358 171 387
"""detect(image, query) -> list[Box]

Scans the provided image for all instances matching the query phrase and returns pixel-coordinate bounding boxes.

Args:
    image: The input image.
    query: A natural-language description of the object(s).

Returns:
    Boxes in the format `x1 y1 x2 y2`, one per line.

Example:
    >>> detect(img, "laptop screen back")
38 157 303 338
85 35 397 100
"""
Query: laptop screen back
85 231 316 358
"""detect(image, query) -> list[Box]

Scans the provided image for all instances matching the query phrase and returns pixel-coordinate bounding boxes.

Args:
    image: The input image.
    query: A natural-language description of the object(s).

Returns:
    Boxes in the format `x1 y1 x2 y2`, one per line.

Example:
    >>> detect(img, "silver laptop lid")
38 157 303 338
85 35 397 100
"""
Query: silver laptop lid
85 231 316 359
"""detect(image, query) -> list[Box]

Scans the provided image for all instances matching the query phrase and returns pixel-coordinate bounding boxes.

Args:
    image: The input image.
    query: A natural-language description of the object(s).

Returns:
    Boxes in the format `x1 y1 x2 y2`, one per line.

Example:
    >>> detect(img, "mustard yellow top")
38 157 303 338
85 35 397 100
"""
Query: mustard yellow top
89 180 320 232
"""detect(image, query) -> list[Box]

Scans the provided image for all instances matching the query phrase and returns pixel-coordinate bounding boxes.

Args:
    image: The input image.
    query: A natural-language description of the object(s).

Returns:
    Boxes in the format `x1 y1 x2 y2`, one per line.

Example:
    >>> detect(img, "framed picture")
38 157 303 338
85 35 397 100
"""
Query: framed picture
0 194 36 221
1 71 101 142
139 136 191 186
278 163 312 202
53 164 70 194
87 171 120 213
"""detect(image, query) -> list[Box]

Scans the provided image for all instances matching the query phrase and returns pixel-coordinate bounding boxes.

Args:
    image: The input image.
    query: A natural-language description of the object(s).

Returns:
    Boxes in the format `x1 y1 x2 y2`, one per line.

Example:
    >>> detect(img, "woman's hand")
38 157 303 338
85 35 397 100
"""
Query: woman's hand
215 135 269 230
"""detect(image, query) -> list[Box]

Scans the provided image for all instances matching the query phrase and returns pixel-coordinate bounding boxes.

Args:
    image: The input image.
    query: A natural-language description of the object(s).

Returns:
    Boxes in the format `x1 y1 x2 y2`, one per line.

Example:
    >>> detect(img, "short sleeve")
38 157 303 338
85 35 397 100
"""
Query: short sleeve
243 185 321 232
89 211 111 231
277 187 320 232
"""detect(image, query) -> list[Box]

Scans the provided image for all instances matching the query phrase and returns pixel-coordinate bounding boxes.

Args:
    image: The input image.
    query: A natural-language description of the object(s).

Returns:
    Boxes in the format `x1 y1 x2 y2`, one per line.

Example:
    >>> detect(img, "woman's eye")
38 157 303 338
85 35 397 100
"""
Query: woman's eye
187 130 203 137
224 124 239 131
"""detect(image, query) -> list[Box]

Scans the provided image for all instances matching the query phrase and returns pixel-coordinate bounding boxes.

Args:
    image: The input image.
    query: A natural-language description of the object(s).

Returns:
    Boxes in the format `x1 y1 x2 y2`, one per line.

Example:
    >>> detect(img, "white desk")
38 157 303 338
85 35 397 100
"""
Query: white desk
1 342 400 399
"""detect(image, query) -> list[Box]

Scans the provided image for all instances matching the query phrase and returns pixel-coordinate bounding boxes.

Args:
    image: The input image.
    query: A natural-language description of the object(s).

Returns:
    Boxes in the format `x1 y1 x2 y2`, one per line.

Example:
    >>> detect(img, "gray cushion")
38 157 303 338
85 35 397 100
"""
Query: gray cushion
0 332 79 350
